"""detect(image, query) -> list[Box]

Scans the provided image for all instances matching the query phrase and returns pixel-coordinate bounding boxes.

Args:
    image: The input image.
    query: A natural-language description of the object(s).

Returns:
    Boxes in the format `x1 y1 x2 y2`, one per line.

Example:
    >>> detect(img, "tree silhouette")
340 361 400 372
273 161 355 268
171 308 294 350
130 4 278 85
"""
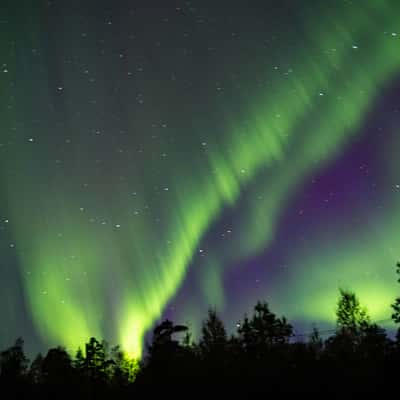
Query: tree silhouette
74 347 85 371
137 319 189 384
82 337 116 392
38 346 78 398
151 319 188 348
71 338 116 398
0 337 29 397
308 325 323 358
0 337 29 382
336 288 370 335
41 346 74 386
323 288 374 392
325 288 371 361
85 337 108 378
391 262 400 324
109 345 138 385
28 353 44 385
200 308 227 355
358 323 390 360
197 308 230 382
235 301 293 390
238 301 293 350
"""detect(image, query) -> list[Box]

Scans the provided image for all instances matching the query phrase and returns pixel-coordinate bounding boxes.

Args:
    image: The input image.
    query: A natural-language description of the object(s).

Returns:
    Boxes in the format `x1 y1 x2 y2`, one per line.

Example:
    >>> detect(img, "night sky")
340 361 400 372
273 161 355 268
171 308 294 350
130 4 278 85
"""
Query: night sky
1 0 400 358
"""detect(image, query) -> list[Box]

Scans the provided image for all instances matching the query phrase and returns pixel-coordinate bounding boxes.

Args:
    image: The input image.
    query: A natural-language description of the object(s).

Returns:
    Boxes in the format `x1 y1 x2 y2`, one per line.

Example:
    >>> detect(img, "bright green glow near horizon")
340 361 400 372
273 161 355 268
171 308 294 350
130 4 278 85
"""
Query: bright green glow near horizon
3 1 400 357
271 228 399 326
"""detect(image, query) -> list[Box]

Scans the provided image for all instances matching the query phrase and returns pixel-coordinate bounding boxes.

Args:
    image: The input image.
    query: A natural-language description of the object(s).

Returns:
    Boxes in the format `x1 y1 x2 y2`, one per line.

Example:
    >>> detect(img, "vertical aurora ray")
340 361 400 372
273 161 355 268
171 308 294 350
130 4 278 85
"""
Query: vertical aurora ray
1 0 400 357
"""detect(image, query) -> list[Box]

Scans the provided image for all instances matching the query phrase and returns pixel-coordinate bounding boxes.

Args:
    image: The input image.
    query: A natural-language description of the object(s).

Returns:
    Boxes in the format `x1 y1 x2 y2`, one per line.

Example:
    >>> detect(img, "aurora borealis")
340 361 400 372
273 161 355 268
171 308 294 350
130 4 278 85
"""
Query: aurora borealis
1 0 400 358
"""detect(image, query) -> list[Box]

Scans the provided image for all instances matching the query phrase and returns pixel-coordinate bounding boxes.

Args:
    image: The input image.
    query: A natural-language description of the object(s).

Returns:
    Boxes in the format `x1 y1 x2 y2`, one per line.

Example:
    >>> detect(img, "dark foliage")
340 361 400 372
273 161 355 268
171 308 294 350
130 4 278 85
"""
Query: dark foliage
391 262 400 323
2 263 400 396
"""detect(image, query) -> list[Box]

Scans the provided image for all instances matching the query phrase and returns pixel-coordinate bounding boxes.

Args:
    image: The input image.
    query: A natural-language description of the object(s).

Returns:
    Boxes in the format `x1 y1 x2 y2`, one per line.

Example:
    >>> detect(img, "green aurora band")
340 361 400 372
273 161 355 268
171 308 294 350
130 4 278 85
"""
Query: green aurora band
2 1 400 357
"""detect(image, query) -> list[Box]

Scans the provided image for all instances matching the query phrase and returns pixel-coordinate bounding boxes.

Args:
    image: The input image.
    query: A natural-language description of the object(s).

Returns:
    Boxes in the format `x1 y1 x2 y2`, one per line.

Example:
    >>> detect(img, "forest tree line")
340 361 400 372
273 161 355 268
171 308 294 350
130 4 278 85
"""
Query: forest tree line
1 263 400 396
